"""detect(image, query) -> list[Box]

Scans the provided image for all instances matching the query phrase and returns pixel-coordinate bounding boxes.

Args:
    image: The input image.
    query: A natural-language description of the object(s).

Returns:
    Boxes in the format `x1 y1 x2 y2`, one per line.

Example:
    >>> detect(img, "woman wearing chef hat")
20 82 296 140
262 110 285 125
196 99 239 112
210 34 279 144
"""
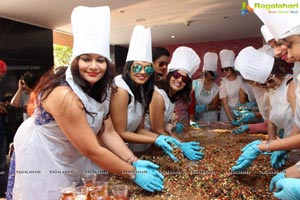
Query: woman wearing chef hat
144 46 205 161
110 25 184 163
190 52 220 124
219 49 242 123
12 7 163 199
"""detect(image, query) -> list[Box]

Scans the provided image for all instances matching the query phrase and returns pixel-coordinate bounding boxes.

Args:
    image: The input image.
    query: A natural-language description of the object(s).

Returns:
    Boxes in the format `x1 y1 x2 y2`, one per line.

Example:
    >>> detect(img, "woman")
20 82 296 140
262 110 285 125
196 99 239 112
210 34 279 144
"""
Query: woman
190 52 220 123
145 46 204 161
110 25 181 161
219 49 242 122
12 7 163 199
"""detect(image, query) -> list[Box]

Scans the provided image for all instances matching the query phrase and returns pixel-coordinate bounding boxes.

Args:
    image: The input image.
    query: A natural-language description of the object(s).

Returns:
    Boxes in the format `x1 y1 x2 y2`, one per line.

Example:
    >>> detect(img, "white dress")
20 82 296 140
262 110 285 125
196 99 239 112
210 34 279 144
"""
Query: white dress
269 76 294 138
219 75 242 121
193 79 219 122
253 87 269 121
13 67 108 200
144 86 175 132
114 75 151 152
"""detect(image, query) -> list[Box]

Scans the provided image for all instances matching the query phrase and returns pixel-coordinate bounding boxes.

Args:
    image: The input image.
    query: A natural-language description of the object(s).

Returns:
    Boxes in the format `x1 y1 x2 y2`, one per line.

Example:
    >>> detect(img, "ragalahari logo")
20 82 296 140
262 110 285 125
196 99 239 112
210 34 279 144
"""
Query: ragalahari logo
240 2 254 15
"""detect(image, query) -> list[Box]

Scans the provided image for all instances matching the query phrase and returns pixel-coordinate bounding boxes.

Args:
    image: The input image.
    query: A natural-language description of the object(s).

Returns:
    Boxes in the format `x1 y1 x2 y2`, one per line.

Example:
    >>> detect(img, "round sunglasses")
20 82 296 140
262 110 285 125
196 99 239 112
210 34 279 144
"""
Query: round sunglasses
172 71 190 84
132 64 154 75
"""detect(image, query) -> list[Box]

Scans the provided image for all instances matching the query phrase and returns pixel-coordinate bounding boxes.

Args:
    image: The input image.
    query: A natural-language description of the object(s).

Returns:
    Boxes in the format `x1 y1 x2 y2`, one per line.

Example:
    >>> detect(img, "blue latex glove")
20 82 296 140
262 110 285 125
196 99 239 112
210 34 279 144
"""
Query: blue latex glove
133 160 164 181
233 109 250 118
231 140 262 172
231 119 240 126
174 122 184 133
270 172 285 191
133 166 164 192
190 121 201 129
179 142 205 161
270 151 288 169
232 124 249 134
236 111 256 123
195 104 207 115
273 178 300 200
235 102 258 110
155 135 180 162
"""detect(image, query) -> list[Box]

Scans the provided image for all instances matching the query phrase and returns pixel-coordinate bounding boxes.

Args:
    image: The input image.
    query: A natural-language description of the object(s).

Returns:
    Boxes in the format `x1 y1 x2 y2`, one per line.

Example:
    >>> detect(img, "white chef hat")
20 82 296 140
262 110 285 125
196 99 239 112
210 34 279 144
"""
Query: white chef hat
235 46 274 83
260 25 274 43
258 44 274 57
249 0 300 40
219 49 235 69
203 52 218 72
71 6 111 61
126 25 152 63
167 46 200 78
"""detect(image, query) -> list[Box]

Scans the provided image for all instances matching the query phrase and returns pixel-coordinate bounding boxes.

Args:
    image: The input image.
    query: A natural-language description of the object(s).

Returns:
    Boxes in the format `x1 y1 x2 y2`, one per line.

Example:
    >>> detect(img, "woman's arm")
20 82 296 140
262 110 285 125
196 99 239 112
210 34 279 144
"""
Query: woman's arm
43 86 135 178
10 79 24 107
221 97 234 121
208 92 220 111
149 91 169 135
267 120 277 140
239 88 248 104
110 87 156 143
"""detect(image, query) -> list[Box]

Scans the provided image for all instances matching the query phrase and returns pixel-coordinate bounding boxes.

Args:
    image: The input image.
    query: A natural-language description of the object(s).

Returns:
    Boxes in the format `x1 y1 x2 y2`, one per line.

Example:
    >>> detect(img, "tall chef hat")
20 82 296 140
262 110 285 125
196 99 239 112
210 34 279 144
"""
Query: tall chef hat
235 46 274 83
260 25 274 43
219 49 235 69
167 46 200 78
202 52 218 72
126 25 152 63
71 6 111 61
249 0 300 40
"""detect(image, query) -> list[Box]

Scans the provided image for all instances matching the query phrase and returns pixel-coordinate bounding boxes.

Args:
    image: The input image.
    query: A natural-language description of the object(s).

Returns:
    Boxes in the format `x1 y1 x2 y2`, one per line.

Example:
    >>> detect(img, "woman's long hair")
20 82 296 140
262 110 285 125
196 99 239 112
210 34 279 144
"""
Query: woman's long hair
161 70 192 104
27 56 116 116
121 61 155 111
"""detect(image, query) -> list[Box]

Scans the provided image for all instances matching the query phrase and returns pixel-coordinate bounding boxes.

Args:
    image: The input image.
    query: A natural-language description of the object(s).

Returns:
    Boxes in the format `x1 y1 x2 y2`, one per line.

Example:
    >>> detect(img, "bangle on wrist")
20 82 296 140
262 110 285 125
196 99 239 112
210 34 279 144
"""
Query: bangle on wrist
264 140 272 152
125 154 135 164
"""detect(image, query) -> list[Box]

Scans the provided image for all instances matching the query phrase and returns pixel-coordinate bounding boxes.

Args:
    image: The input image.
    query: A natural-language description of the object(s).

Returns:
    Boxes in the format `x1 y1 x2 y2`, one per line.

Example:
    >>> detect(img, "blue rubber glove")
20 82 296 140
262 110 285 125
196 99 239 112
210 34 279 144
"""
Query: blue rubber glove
195 104 207 115
133 160 164 181
235 102 257 110
133 166 164 192
190 121 201 129
179 142 205 161
231 140 262 172
233 109 250 118
174 122 184 133
237 111 256 123
270 151 288 169
232 124 249 134
231 119 240 126
155 135 180 162
273 178 300 200
270 172 285 191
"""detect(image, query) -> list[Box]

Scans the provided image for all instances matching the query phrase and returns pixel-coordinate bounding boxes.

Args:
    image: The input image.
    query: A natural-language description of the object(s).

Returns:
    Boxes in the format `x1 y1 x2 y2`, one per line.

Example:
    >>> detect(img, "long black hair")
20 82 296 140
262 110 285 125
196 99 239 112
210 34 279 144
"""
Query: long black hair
121 61 155 111
159 70 192 104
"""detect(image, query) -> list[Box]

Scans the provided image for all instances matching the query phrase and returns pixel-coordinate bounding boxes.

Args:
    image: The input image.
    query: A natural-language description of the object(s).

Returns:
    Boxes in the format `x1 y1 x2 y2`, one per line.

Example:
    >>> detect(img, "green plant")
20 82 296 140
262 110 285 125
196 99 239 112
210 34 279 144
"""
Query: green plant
53 44 72 67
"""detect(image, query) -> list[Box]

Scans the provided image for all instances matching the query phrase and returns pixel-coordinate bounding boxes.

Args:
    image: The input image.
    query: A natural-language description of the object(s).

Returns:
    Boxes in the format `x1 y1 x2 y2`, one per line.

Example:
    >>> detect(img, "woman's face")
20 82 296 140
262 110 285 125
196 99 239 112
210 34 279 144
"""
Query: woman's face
265 74 282 90
281 35 300 62
203 71 214 82
129 61 153 85
153 55 169 75
78 54 107 86
222 67 233 77
169 70 189 93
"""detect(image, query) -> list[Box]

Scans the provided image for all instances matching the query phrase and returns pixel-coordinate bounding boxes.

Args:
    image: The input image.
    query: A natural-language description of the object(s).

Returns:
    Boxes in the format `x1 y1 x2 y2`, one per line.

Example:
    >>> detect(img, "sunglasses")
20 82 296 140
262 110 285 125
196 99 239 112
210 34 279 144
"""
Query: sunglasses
222 67 231 72
172 71 190 84
266 74 275 84
132 64 154 75
158 61 169 67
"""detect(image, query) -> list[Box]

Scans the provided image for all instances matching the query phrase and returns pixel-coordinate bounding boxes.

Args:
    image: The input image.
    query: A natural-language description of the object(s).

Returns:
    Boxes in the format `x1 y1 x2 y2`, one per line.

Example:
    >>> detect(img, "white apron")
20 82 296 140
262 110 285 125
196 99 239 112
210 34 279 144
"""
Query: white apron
114 75 151 152
145 86 175 131
193 79 219 122
269 76 293 138
219 76 242 121
13 67 109 200
253 87 269 121
294 74 300 129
